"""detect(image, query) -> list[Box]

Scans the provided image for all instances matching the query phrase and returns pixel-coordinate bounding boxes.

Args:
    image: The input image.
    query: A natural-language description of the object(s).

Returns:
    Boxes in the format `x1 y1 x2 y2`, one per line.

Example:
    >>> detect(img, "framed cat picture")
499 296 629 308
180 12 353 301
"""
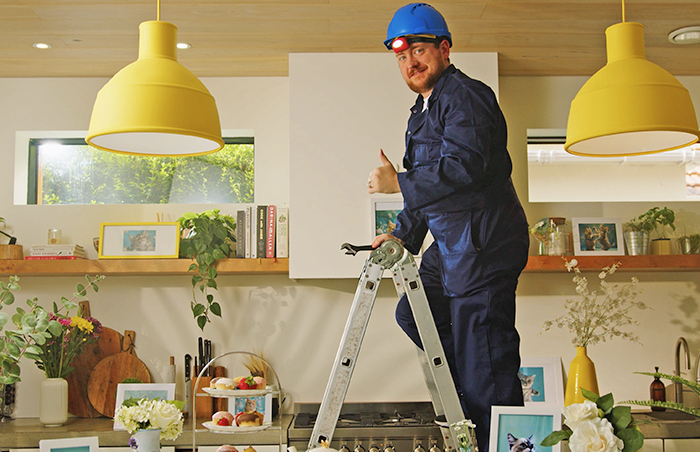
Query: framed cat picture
99 222 180 259
571 217 624 256
519 356 565 407
40 436 99 452
489 406 561 452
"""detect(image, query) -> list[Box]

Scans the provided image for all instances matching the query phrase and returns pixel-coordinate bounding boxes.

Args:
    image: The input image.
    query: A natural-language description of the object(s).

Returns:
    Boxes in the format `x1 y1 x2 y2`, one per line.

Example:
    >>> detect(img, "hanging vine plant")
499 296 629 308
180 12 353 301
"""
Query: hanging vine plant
178 209 236 330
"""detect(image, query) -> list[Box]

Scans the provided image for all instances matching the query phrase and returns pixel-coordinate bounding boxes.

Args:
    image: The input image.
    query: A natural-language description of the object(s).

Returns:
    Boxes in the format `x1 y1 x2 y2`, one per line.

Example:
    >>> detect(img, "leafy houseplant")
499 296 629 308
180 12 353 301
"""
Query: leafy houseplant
542 388 644 452
178 209 236 330
624 207 676 238
623 371 700 417
0 275 104 387
676 232 700 254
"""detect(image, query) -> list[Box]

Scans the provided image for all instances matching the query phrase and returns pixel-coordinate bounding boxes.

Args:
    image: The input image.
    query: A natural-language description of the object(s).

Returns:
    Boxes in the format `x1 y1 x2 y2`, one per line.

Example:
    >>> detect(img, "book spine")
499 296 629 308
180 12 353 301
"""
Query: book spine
266 205 276 258
24 256 83 260
256 205 267 258
276 206 289 258
245 206 252 258
30 251 86 257
31 246 84 252
236 210 246 258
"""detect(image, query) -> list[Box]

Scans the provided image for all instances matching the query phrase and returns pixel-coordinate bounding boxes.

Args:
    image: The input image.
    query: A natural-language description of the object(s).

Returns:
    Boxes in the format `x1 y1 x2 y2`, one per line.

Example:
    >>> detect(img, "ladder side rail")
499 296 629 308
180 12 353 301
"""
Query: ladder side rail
307 259 384 450
391 252 465 451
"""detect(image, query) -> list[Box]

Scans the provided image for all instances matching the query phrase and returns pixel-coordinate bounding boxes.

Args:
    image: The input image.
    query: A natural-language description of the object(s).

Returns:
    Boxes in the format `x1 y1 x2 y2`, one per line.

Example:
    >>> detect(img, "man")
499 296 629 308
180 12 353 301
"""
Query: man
367 4 529 451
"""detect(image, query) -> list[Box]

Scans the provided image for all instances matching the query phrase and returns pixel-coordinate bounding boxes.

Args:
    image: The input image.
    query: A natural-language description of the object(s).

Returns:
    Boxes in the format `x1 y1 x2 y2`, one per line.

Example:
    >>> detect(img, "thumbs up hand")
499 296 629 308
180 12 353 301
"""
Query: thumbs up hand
368 149 400 194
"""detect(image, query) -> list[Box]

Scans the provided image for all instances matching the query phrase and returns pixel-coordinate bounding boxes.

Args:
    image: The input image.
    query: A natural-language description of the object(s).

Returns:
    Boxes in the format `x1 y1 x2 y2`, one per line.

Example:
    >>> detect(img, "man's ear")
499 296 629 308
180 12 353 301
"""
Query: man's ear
440 39 450 60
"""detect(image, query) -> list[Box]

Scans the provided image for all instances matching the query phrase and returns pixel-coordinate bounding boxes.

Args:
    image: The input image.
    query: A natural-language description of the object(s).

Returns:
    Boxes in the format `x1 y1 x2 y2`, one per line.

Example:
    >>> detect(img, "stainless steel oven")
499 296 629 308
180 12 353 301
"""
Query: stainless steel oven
288 402 444 452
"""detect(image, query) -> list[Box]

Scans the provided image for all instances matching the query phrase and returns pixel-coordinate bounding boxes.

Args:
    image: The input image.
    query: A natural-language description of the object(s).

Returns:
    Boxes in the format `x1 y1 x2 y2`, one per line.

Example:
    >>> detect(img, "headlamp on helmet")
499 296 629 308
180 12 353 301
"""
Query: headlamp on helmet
390 35 442 53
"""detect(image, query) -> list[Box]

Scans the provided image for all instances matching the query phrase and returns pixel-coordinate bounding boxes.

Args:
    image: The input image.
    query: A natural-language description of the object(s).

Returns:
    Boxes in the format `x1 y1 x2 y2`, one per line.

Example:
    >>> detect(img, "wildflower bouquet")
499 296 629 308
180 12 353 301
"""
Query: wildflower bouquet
542 259 647 347
115 397 185 441
35 311 103 379
452 419 477 452
542 388 644 452
0 275 103 385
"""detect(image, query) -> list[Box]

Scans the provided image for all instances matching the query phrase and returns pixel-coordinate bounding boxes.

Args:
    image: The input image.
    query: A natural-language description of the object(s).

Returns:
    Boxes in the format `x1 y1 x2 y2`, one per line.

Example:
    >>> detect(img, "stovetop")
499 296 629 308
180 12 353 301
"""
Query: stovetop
291 402 439 429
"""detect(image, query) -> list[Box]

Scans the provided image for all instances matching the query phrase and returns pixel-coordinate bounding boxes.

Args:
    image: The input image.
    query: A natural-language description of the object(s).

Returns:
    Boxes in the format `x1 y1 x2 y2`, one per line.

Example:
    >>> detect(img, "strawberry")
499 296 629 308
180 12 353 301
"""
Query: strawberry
238 375 257 390
217 417 231 426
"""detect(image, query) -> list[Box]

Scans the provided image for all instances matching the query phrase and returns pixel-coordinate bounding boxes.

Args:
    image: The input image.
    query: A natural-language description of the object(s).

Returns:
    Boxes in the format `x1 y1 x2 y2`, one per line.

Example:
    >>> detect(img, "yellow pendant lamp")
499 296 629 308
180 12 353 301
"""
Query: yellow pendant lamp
564 1 700 157
86 1 223 157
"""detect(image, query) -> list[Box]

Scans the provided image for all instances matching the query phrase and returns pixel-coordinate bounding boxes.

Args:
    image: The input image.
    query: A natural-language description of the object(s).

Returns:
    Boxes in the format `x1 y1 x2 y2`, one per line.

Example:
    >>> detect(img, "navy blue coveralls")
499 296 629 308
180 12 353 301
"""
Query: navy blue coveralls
390 64 529 452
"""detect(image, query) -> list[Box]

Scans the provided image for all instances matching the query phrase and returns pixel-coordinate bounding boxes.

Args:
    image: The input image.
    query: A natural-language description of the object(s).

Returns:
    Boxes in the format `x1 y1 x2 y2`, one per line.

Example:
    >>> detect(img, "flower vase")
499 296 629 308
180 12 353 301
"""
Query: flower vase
39 377 68 427
565 346 599 406
132 428 162 452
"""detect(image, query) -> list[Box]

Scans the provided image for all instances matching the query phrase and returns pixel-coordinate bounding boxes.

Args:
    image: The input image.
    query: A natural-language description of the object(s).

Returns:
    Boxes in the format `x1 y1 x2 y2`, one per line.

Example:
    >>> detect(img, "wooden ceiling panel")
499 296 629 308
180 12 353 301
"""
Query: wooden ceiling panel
0 0 698 77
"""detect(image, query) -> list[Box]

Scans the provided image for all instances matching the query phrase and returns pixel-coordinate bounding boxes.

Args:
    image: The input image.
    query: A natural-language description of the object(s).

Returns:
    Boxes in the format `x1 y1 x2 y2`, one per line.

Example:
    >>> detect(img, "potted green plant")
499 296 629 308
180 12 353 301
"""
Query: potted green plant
0 274 103 425
676 232 700 255
0 217 22 260
623 207 676 255
178 209 236 330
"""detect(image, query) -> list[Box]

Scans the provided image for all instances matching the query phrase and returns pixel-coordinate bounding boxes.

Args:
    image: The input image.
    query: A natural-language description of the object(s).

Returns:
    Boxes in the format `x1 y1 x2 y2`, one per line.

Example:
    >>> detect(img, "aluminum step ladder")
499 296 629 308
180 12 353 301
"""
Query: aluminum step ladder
307 239 473 452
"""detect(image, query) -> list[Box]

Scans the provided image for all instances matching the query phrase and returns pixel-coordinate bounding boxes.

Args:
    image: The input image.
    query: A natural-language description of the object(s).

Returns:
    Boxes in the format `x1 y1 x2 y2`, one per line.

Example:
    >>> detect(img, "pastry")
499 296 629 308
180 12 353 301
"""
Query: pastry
212 411 234 426
235 411 264 427
243 447 257 452
216 446 239 452
215 377 236 390
210 377 222 388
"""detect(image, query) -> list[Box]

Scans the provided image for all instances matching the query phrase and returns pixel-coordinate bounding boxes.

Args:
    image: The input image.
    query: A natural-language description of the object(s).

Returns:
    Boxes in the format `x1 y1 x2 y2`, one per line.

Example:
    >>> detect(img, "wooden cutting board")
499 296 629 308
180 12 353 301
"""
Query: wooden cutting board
67 301 124 418
87 330 151 418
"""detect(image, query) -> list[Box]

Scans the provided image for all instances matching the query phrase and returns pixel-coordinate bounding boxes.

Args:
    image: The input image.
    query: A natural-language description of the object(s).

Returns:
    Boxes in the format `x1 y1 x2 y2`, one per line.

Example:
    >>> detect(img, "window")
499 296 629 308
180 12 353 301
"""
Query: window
25 136 254 205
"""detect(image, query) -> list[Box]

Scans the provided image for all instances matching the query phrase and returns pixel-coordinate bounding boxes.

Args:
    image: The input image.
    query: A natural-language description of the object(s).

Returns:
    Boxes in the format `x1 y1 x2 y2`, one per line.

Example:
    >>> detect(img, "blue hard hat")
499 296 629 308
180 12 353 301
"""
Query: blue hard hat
384 3 452 50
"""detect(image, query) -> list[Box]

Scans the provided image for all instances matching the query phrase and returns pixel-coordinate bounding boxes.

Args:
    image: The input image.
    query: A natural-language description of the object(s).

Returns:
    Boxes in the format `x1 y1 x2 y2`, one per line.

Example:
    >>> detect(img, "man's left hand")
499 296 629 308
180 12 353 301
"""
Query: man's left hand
368 149 400 194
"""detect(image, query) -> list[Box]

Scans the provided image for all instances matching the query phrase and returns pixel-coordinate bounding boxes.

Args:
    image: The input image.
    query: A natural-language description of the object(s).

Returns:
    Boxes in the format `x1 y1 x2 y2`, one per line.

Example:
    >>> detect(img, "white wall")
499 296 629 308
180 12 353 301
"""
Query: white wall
1 69 700 419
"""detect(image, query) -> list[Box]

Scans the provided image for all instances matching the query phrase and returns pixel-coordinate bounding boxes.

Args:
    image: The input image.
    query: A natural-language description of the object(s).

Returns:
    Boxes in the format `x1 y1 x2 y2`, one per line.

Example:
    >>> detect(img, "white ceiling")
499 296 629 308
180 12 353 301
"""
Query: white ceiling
2 0 700 78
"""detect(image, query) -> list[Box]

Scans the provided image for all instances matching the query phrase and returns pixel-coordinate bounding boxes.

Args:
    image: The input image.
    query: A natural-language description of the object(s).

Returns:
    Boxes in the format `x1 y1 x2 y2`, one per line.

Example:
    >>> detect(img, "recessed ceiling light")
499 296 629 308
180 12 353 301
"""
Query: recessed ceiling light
32 42 51 49
668 26 700 44
177 42 191 49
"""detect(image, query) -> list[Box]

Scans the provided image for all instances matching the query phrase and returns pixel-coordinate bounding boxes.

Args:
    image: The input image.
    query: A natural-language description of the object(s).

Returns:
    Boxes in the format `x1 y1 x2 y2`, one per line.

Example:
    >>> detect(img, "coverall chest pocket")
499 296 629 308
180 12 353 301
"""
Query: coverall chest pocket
409 139 442 167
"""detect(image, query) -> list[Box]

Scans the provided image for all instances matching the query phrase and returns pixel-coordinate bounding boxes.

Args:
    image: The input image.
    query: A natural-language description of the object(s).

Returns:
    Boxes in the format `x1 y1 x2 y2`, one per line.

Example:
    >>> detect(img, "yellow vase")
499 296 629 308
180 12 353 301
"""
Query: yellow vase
565 346 599 406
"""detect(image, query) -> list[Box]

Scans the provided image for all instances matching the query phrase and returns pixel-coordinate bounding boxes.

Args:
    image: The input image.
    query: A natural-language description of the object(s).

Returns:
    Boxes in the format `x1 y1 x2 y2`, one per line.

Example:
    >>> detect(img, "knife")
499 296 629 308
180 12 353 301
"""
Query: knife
184 354 192 417
204 340 212 376
198 337 204 375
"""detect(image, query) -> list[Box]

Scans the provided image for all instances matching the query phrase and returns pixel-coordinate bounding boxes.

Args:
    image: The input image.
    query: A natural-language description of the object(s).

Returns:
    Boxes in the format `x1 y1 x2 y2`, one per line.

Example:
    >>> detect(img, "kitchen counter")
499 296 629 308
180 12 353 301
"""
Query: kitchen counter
0 415 292 449
632 410 700 439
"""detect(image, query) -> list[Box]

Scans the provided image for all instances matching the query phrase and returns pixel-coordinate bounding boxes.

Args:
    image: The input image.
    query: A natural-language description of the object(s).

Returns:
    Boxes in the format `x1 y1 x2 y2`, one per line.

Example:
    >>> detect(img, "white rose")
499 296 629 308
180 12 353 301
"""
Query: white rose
150 401 182 431
562 399 599 430
569 418 624 452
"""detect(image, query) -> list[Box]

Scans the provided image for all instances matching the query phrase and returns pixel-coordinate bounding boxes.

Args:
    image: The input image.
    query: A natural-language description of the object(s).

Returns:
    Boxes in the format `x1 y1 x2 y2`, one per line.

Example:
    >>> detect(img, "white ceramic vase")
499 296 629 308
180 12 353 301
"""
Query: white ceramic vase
39 377 68 427
133 428 162 452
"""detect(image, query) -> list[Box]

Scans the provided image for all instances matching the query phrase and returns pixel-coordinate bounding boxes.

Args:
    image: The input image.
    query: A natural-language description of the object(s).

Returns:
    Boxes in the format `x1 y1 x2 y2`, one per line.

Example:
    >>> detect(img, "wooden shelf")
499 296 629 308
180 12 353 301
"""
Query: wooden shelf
0 258 288 276
525 254 700 272
2 255 699 277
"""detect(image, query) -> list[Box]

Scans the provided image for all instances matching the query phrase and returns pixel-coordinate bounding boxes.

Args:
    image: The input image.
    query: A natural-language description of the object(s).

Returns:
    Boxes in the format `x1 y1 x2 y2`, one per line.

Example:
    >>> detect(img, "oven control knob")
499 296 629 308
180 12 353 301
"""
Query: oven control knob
339 446 350 452
429 445 442 452
414 444 426 452
384 446 395 452
354 445 366 452
369 446 380 452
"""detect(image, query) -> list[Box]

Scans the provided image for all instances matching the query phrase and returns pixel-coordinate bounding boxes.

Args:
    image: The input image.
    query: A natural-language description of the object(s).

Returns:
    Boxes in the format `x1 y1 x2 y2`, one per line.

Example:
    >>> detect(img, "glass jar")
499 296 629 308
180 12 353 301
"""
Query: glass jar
546 217 571 256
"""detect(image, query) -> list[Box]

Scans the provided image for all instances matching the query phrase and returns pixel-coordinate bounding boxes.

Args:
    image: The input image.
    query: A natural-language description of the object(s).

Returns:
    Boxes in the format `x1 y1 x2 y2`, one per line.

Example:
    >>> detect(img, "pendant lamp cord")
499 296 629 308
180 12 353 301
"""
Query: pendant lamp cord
621 0 626 22
157 0 161 21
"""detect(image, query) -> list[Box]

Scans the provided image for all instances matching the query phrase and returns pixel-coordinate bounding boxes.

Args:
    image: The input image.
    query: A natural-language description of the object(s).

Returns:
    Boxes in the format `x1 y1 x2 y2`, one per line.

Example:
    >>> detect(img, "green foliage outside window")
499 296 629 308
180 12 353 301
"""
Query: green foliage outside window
32 139 254 205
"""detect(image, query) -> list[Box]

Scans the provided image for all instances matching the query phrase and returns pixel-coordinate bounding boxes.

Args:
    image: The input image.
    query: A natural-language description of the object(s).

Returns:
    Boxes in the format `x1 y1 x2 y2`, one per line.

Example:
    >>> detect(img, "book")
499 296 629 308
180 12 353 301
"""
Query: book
25 255 86 260
245 206 253 258
276 205 289 258
30 244 85 252
256 205 267 258
266 205 276 258
30 251 87 257
236 210 246 258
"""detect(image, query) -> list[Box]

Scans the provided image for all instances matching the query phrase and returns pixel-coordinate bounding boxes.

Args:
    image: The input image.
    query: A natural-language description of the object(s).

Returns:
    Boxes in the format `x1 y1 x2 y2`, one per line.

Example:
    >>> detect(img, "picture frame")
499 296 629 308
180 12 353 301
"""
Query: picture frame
489 406 562 452
571 217 624 256
371 198 403 238
519 356 565 407
40 436 99 452
113 383 176 431
99 222 180 259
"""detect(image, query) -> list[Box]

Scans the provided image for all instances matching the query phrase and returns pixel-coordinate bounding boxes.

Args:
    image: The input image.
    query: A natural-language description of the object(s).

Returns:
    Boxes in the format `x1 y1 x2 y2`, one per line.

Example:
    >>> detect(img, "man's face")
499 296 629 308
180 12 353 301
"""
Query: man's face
395 39 450 97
